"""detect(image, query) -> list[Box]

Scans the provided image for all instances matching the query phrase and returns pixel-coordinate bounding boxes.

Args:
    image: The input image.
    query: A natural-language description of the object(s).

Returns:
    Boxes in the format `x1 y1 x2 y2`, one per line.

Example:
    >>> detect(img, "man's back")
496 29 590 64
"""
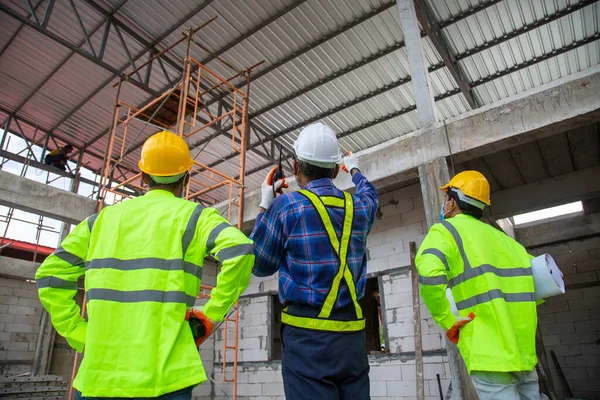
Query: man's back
251 174 378 308
417 214 537 373
37 189 254 397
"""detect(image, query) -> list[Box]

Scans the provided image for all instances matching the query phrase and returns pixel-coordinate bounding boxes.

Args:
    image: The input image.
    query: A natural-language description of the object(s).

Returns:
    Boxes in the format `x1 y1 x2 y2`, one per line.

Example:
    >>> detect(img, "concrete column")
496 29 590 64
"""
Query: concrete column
397 0 436 128
418 158 478 399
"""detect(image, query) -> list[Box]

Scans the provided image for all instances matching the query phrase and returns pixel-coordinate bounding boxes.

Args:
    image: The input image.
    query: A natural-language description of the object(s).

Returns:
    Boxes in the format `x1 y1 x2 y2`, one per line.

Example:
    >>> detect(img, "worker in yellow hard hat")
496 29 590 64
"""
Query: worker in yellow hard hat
36 130 255 399
415 170 540 399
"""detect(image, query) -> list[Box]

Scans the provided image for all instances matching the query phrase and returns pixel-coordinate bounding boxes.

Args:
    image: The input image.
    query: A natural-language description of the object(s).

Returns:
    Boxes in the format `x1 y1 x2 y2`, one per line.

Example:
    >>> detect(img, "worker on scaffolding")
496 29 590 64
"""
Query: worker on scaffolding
415 171 540 399
250 123 379 400
44 144 73 171
36 130 255 400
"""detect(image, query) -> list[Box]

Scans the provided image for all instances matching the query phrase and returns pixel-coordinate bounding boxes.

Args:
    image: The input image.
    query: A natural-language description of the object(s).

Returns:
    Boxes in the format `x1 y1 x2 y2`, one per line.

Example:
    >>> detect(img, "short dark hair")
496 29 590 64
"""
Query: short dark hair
297 160 335 181
447 189 484 220
144 172 188 191
64 144 73 151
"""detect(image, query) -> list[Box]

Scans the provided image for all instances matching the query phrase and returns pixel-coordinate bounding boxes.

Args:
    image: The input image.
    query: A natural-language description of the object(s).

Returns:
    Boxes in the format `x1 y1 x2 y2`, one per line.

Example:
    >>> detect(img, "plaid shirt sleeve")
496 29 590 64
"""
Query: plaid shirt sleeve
353 171 379 230
249 196 287 277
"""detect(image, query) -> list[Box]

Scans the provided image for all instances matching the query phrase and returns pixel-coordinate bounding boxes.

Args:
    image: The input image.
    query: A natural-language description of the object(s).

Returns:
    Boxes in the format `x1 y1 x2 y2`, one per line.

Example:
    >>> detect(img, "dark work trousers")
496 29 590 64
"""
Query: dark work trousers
44 153 67 170
281 304 371 400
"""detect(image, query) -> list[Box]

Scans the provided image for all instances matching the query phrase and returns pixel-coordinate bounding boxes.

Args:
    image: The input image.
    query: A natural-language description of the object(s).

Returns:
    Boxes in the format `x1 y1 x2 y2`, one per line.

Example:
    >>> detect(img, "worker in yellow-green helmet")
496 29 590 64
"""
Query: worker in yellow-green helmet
416 170 540 399
36 130 255 400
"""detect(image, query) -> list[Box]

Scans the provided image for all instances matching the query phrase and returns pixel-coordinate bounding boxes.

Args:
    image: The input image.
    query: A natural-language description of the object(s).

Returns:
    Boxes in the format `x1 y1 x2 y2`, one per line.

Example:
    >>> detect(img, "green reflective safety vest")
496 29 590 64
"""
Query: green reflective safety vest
415 214 537 373
281 190 365 332
36 190 254 397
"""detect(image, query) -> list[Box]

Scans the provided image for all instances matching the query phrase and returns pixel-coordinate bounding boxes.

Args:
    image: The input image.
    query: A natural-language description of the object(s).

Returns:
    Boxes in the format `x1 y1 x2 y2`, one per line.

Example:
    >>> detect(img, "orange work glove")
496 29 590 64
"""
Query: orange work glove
260 166 288 209
446 312 475 344
185 308 216 347
266 166 289 194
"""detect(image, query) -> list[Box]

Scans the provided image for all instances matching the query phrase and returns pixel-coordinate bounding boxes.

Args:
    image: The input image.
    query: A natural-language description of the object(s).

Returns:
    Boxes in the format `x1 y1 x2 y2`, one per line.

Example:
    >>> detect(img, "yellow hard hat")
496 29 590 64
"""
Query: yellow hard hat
138 130 194 176
439 170 491 206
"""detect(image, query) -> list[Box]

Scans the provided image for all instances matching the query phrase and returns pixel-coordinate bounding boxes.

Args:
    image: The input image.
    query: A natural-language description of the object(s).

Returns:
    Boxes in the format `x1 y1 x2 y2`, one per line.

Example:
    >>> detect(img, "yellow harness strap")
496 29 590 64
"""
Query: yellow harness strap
281 190 365 332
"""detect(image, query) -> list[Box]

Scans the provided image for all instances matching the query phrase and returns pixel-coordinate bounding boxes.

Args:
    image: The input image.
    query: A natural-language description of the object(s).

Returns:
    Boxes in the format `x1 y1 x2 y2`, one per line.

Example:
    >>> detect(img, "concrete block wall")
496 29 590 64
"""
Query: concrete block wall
365 184 427 274
0 277 43 376
213 296 270 364
528 235 600 399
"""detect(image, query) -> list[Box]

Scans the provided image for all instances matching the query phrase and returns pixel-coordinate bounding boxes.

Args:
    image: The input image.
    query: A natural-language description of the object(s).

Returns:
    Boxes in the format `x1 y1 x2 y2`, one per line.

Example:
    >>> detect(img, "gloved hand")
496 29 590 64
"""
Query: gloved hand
260 166 288 210
446 312 475 344
186 308 216 347
342 151 360 174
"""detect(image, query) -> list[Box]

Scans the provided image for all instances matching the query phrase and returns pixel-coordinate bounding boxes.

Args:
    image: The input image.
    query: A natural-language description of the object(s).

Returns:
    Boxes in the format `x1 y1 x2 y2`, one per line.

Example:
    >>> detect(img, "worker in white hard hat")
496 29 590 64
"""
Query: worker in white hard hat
250 122 379 399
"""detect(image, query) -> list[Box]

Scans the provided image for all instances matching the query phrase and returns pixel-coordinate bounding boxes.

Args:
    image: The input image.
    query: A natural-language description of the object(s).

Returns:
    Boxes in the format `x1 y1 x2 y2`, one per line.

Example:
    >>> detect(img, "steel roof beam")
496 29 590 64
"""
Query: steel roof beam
0 4 158 96
195 0 594 160
68 0 97 58
0 104 139 178
5 1 130 124
438 0 503 29
215 0 584 134
51 0 217 132
453 0 597 62
414 0 478 109
0 0 44 58
52 0 216 142
103 0 311 161
197 0 308 67
189 0 506 154
201 29 599 176
201 1 398 111
40 0 54 29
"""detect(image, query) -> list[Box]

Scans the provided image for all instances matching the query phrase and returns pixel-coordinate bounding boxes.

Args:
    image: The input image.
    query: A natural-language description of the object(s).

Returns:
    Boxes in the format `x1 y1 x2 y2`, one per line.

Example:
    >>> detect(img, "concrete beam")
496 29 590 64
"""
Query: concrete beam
490 165 600 219
219 66 600 228
516 212 600 248
0 256 39 280
0 170 97 225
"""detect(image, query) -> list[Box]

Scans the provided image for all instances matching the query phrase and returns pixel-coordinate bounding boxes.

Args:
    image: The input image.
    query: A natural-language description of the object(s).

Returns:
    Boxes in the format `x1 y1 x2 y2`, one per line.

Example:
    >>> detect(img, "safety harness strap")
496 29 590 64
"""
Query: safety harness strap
297 190 362 320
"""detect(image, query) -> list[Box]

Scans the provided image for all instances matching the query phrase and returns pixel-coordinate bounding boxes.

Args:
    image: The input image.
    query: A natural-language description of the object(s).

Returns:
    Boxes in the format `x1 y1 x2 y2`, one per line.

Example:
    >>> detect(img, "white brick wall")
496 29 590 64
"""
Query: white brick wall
528 234 600 400
0 277 43 375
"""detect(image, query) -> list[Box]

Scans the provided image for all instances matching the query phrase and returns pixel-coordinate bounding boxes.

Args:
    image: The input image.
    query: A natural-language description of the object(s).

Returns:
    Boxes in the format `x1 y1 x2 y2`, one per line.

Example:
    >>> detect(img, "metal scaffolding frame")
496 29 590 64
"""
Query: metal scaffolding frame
66 21 260 400
0 123 86 263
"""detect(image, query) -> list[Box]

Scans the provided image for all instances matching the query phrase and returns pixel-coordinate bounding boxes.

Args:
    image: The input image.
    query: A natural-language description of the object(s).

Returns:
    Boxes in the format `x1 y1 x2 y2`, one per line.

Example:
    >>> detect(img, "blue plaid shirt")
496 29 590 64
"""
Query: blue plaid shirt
250 172 378 308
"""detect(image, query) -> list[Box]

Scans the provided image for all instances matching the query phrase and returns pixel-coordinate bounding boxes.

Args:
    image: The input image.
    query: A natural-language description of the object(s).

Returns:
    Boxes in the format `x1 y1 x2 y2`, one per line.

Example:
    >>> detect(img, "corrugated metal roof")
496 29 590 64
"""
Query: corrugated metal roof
0 0 598 205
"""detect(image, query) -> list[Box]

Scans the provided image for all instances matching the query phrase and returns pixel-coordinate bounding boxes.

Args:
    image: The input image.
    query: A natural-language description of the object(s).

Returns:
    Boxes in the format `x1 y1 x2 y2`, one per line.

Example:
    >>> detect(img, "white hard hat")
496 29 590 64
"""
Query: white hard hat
293 123 342 168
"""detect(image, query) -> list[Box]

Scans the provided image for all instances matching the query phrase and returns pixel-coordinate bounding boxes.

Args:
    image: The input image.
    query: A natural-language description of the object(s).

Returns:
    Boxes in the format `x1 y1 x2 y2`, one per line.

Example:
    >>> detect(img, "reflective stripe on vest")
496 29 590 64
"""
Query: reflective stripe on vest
281 190 365 332
438 220 535 311
85 204 204 306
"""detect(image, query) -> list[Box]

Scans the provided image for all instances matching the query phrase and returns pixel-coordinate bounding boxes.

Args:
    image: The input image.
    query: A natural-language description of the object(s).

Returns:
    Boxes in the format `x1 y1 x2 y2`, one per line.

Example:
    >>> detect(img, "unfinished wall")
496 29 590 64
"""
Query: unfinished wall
517 211 600 399
520 215 600 400
197 183 453 400
0 277 42 376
